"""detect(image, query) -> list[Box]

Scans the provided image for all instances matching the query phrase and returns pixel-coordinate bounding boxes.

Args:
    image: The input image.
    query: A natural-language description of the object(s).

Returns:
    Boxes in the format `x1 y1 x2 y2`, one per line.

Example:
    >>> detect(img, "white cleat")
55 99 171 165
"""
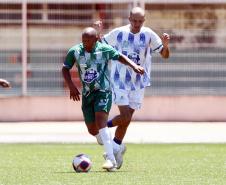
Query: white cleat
102 157 117 170
114 145 127 169
103 154 115 172
107 168 115 172
103 145 127 170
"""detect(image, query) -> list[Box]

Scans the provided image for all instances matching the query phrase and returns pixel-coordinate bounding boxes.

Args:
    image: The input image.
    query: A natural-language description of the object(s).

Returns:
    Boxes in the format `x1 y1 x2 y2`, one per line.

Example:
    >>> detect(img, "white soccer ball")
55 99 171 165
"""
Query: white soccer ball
72 154 92 172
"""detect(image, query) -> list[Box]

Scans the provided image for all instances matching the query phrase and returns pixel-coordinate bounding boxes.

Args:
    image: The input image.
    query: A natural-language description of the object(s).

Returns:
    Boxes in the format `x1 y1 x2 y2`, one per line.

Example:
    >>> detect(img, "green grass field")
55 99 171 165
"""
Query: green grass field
0 143 225 185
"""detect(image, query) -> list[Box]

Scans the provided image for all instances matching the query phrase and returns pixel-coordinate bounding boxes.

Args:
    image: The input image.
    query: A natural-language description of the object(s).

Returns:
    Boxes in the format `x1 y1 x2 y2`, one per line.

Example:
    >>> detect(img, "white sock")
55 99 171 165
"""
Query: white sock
112 140 120 154
95 133 103 145
108 132 120 154
99 127 114 160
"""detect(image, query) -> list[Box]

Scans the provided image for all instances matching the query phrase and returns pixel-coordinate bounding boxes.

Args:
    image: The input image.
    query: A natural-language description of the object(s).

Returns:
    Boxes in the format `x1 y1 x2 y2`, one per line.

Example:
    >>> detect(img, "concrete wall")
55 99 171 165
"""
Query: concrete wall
0 96 225 122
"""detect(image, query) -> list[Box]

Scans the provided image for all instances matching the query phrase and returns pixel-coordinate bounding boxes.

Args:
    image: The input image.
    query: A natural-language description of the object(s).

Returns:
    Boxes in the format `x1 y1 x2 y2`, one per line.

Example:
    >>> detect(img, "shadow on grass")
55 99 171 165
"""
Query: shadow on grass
53 170 128 173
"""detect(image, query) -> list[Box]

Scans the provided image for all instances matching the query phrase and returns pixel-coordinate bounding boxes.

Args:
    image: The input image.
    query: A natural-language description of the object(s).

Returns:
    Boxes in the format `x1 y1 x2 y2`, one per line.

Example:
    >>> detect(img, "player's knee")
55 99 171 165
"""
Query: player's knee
86 122 99 136
87 127 97 136
120 114 132 125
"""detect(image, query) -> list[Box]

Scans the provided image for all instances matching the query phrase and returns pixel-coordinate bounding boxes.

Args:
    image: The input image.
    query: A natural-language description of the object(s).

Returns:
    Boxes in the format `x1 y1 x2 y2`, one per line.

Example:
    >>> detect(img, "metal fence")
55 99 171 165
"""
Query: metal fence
0 1 226 96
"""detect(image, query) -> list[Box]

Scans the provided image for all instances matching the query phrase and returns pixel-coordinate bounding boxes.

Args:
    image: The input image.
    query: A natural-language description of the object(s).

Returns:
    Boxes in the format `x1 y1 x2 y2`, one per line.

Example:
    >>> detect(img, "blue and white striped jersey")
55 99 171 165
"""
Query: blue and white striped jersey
102 24 163 90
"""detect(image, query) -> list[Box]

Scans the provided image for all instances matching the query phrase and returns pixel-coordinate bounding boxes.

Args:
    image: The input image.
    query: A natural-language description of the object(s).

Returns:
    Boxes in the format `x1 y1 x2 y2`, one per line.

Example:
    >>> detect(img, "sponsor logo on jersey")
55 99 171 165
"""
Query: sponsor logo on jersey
98 99 106 106
128 52 141 66
82 68 99 83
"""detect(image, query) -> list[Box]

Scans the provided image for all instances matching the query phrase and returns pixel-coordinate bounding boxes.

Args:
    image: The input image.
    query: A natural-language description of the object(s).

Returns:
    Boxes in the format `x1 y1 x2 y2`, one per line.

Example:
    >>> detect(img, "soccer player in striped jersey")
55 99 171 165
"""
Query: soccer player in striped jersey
94 6 170 164
62 27 145 171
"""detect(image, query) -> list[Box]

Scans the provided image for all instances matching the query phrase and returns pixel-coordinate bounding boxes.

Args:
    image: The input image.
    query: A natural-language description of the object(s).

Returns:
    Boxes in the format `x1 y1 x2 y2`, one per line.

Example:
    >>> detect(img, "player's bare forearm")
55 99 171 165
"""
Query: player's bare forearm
117 54 145 75
62 67 74 88
93 21 102 42
62 67 80 101
160 46 169 59
160 33 170 59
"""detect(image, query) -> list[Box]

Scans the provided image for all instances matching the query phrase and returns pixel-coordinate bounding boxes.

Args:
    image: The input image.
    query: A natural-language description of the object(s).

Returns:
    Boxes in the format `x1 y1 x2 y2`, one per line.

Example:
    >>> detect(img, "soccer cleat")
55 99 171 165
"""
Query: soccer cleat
102 154 115 172
103 154 118 171
106 168 115 172
114 145 127 169
102 157 117 170
103 145 127 170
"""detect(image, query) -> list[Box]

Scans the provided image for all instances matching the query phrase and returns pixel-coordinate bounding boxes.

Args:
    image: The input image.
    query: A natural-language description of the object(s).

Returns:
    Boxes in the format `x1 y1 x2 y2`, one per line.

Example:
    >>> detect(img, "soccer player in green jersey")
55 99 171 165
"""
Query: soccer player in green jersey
62 27 145 171
0 79 11 88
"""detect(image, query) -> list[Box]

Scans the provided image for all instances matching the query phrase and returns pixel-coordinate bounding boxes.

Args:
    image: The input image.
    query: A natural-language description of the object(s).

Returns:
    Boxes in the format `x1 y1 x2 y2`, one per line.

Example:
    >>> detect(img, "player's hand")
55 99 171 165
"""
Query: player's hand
69 86 81 101
93 21 103 36
133 66 145 75
161 33 170 47
0 79 11 88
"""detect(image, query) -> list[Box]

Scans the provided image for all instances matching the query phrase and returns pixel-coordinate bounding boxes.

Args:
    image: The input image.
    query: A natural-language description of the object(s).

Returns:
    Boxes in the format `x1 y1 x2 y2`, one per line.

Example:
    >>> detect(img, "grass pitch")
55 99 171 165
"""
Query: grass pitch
0 143 225 185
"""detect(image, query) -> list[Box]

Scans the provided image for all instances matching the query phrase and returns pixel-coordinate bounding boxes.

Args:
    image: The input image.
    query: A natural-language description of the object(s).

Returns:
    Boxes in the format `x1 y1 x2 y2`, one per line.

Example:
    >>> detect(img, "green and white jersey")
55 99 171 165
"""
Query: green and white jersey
63 42 121 95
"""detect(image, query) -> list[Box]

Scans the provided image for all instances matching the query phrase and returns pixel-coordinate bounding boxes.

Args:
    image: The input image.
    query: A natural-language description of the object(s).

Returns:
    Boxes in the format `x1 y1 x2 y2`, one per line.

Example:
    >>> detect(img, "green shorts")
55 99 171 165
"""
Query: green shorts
82 90 112 124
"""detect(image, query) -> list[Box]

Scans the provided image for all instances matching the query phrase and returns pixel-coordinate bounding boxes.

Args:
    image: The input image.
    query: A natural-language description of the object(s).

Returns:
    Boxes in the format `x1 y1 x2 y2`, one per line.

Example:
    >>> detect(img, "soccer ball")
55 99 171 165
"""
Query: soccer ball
72 154 92 172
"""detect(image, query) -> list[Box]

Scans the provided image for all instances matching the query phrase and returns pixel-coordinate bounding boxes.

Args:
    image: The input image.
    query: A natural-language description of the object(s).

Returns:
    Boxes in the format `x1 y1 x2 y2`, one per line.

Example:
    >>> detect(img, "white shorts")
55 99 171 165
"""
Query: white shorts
112 88 145 110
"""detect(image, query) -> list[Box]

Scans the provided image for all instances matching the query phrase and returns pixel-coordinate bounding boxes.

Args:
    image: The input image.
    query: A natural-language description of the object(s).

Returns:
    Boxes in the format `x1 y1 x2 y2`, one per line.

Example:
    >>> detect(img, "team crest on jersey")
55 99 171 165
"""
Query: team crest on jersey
122 40 130 49
128 52 141 66
82 68 99 83
79 56 87 67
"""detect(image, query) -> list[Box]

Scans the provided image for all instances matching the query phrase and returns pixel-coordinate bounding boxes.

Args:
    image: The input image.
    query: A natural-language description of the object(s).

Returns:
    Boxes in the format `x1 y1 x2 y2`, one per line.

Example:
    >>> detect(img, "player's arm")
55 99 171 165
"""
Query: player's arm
117 54 145 75
93 21 102 42
62 48 80 101
160 33 170 59
62 67 80 101
0 79 11 88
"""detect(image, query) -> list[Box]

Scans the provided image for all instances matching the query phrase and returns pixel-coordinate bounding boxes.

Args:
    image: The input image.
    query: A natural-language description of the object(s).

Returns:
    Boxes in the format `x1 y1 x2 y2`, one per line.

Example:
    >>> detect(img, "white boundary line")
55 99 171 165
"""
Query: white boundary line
0 122 226 143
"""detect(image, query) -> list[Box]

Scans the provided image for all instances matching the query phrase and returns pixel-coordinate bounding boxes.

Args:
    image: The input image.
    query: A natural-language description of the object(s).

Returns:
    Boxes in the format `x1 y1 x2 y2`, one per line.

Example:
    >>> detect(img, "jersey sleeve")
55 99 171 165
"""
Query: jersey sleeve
102 28 119 46
63 47 76 70
150 30 164 53
104 44 121 60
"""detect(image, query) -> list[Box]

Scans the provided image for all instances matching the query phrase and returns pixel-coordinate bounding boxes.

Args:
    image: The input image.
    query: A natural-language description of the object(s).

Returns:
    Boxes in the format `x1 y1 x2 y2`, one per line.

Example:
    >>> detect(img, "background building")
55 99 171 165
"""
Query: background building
1 0 226 121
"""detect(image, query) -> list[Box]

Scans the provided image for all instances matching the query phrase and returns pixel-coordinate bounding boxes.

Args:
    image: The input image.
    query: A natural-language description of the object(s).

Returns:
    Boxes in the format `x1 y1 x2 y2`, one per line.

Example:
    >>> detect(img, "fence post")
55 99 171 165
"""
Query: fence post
22 0 27 96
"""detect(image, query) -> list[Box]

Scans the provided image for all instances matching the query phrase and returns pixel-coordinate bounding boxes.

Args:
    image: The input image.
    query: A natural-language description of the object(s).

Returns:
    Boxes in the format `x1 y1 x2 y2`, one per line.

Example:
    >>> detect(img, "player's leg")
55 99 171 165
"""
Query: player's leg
94 91 116 169
84 110 116 170
83 91 120 156
82 93 103 144
109 88 145 144
85 121 104 145
95 111 116 169
113 106 135 142
108 105 135 143
107 88 134 144
100 105 129 170
108 105 134 127
105 89 132 170
108 88 132 128
107 105 133 169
